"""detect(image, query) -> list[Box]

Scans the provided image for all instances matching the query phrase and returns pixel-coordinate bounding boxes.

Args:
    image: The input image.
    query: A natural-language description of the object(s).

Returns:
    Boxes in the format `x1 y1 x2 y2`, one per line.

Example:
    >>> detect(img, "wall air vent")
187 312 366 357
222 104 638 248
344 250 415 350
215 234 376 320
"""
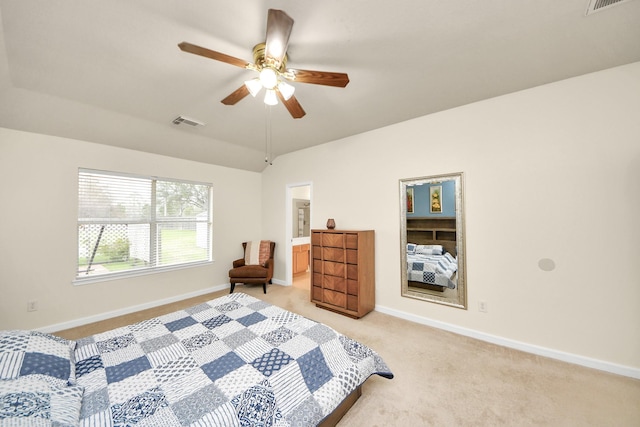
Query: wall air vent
172 116 205 127
586 0 637 15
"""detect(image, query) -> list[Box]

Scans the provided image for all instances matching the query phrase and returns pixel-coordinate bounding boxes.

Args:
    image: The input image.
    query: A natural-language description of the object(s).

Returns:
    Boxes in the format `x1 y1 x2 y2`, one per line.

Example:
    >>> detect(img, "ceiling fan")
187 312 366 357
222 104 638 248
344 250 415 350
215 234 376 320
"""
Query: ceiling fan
178 9 349 119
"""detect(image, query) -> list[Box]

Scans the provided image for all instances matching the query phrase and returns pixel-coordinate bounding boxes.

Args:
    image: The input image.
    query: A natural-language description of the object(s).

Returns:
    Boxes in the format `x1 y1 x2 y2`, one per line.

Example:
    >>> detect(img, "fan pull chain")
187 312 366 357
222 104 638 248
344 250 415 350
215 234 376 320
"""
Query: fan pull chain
264 104 268 163
265 105 273 165
269 106 273 165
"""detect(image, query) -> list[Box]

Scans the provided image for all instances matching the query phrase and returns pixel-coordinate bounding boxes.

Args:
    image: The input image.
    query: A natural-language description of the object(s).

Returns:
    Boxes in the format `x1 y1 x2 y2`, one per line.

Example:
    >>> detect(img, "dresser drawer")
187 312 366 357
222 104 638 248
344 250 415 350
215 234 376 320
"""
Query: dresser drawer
347 295 358 311
313 259 347 277
322 260 345 277
312 272 323 287
347 264 358 280
311 233 322 246
312 285 323 302
323 289 346 308
321 233 344 248
322 247 358 264
323 247 344 262
323 275 346 293
347 279 358 295
321 232 359 249
345 249 358 264
345 233 358 249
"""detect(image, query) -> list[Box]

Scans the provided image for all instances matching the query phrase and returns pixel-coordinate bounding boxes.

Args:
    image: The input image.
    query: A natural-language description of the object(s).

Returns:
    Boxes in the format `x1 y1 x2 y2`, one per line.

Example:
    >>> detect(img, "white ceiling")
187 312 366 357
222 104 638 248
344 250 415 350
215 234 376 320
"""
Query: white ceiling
1 0 639 172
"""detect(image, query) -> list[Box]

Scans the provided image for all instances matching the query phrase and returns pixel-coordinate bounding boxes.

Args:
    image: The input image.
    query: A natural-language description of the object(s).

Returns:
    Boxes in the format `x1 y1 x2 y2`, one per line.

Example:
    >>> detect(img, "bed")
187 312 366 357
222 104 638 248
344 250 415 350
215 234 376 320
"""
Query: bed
406 244 458 291
0 292 393 426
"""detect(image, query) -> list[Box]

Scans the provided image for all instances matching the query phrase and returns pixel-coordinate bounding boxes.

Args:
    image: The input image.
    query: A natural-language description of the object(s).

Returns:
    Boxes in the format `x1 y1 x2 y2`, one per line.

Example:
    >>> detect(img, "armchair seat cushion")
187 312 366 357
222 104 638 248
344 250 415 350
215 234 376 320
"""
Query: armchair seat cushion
229 265 269 279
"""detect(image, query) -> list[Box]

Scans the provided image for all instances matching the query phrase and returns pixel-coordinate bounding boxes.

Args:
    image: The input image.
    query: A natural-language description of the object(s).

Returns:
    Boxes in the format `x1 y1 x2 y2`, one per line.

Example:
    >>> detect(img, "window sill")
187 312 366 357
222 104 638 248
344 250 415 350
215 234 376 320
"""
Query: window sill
73 260 213 286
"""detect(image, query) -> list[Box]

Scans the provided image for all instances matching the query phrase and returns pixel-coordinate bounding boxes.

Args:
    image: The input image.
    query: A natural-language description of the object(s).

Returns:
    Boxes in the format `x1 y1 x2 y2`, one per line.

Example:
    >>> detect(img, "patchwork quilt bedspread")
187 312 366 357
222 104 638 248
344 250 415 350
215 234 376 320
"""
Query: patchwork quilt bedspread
74 293 393 426
407 252 458 289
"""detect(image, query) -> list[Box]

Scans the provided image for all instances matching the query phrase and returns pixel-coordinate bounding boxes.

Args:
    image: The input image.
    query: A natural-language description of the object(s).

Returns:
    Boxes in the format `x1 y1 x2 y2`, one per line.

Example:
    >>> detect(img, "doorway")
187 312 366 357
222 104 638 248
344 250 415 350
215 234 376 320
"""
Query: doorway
286 183 311 290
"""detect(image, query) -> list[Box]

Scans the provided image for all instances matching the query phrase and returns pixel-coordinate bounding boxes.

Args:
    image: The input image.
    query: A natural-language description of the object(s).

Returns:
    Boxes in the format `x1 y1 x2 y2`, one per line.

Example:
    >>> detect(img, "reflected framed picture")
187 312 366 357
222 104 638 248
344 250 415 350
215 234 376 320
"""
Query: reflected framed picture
430 185 442 213
407 187 414 214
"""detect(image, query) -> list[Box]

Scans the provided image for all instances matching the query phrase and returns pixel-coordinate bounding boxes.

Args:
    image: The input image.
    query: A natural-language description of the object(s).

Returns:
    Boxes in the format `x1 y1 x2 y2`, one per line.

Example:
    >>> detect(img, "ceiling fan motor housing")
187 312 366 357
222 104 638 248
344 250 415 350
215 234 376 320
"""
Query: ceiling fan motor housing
252 43 288 73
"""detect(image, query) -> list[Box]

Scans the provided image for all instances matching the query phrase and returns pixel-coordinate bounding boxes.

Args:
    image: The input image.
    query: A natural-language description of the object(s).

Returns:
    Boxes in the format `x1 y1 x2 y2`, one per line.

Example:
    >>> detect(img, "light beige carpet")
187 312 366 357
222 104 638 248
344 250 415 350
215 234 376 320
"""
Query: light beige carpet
57 283 640 426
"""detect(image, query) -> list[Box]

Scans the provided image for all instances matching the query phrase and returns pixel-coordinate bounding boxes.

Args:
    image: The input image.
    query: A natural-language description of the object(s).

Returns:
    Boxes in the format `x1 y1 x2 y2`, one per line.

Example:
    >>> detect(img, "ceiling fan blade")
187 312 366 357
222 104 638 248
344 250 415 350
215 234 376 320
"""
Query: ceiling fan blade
277 91 306 119
221 85 250 105
290 69 350 88
178 42 249 69
265 9 293 65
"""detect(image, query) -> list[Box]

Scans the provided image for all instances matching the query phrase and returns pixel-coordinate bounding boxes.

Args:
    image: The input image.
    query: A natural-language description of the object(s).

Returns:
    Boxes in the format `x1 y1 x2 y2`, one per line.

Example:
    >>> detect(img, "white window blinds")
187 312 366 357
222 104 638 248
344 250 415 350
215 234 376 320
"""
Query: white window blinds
77 169 212 281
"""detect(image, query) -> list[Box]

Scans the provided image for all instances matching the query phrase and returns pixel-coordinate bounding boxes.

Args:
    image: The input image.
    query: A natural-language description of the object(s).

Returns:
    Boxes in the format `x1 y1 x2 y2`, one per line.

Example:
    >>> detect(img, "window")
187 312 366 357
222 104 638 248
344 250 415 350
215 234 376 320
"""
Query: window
76 169 212 282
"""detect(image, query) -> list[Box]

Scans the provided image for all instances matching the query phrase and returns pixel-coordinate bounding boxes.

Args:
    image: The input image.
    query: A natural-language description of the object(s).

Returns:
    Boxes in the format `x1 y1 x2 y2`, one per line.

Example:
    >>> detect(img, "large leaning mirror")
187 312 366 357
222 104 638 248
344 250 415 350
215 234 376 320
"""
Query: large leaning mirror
400 172 467 309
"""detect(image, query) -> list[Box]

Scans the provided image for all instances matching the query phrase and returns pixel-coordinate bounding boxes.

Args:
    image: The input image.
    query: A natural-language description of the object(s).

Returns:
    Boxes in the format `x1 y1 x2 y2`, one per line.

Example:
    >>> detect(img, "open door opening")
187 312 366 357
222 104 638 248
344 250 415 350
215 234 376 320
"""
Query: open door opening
286 183 311 290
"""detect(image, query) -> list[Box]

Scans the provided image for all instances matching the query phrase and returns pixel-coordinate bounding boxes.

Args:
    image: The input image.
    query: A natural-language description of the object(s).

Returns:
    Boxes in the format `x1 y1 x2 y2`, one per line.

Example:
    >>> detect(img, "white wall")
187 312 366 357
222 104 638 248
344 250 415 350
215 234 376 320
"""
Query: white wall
261 62 640 372
0 128 262 330
1 62 637 375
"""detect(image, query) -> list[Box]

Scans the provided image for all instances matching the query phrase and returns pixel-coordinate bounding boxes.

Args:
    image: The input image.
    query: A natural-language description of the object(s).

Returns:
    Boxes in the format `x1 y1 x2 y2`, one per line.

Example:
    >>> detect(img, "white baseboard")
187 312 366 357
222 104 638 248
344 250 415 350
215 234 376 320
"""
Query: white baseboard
39 285 228 334
375 304 640 380
39 285 638 380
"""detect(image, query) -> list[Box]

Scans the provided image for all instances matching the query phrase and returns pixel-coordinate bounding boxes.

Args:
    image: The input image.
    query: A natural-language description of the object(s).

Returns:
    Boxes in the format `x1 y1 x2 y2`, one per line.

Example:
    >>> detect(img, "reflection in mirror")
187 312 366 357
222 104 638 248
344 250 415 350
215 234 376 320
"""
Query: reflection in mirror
400 172 466 309
292 198 310 238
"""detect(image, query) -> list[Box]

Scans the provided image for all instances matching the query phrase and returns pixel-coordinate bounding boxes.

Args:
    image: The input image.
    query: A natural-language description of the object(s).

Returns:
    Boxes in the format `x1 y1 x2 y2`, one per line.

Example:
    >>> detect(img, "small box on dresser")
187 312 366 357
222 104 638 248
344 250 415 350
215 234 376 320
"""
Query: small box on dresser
311 229 375 318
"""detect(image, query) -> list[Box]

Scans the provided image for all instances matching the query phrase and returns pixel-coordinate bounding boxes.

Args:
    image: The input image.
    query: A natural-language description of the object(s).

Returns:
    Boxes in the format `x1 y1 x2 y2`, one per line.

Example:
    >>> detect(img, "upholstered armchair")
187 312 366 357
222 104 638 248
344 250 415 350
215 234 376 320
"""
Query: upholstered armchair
228 241 276 294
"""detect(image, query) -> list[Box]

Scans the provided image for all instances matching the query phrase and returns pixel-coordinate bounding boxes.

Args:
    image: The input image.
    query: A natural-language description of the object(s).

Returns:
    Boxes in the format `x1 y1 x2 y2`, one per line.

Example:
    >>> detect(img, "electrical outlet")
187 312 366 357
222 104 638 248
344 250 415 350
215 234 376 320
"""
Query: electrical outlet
478 300 488 313
27 300 38 312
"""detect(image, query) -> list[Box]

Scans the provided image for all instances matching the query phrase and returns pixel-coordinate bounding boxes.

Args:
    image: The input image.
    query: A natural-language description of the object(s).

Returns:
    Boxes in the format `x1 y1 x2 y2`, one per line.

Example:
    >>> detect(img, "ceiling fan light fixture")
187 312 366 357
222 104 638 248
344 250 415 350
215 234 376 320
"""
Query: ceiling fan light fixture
278 81 295 100
264 89 278 105
178 9 344 120
259 67 278 89
245 78 262 97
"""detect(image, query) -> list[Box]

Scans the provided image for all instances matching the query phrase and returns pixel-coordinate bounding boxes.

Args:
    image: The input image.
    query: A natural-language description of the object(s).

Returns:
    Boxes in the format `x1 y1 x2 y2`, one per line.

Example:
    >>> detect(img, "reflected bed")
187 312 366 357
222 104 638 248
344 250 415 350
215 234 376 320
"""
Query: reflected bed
406 244 458 291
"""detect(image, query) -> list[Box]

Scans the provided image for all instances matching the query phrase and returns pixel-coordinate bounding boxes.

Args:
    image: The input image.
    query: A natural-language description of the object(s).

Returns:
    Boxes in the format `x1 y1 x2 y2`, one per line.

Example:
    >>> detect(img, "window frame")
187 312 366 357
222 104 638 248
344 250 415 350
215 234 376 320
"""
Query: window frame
74 168 213 285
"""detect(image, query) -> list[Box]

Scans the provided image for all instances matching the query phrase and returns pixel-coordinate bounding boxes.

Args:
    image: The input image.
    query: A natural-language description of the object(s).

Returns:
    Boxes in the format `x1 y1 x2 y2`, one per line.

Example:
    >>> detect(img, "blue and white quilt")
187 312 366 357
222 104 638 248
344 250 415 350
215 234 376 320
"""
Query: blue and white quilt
74 293 393 426
0 330 83 426
407 252 458 289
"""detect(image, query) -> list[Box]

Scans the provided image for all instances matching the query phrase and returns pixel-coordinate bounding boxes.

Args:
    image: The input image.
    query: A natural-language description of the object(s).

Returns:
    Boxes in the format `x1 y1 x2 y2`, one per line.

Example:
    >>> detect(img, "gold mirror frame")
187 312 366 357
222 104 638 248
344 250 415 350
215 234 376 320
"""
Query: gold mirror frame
400 172 467 309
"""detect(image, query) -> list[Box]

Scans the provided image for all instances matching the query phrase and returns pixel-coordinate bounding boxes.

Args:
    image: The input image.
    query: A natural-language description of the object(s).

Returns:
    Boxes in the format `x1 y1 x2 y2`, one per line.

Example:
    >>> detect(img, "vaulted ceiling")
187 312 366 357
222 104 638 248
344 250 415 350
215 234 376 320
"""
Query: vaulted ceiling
1 0 639 172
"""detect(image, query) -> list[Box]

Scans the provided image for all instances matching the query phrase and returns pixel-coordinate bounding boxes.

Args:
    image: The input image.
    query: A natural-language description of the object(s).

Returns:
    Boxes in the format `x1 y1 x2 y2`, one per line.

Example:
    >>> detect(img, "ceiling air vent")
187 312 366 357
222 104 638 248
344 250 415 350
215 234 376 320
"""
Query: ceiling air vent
172 116 205 127
586 0 637 15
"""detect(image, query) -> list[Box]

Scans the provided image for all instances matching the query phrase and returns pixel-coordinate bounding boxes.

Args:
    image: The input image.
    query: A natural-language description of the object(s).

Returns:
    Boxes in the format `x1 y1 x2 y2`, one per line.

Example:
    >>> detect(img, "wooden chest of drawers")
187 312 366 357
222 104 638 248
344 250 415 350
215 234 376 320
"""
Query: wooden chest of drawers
310 229 375 318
